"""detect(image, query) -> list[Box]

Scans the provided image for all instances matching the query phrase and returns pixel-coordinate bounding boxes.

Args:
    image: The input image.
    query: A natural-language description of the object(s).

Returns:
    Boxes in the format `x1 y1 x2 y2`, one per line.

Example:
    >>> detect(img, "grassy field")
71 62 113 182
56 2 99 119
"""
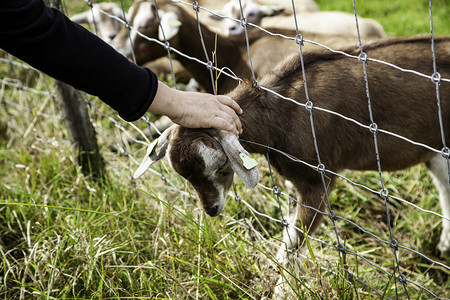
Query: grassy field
1 0 450 299
316 0 450 37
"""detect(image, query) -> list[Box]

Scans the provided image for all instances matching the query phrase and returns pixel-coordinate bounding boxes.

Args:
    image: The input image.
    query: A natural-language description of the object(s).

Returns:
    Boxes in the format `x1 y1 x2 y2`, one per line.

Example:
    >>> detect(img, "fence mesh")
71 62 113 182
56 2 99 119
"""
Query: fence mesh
1 0 449 298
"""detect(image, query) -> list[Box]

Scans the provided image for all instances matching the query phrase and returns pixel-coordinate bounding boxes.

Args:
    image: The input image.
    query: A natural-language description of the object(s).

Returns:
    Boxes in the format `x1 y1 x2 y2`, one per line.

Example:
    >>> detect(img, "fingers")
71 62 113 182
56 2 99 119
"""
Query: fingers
218 103 243 134
212 108 242 135
216 95 243 114
213 95 243 134
210 116 240 136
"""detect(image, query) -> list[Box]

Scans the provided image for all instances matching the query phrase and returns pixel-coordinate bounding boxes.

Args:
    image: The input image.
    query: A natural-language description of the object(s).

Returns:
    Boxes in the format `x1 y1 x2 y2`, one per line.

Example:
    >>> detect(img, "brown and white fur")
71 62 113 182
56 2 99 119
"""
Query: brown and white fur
134 36 450 262
110 0 253 93
70 2 126 43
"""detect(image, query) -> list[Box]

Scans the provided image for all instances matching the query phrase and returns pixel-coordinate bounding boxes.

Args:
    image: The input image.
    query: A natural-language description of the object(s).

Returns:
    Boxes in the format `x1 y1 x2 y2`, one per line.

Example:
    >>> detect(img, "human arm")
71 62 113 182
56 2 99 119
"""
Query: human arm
0 0 156 121
0 0 242 134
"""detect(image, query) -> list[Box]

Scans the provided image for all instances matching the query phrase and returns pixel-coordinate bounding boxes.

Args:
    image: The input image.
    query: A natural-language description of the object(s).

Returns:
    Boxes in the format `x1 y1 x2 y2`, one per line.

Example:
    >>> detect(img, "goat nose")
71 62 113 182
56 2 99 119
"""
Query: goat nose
205 205 220 217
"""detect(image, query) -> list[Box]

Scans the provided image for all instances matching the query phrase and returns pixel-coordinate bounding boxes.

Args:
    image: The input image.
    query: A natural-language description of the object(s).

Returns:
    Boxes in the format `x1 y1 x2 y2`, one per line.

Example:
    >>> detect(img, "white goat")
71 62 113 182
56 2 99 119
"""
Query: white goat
217 0 385 38
217 0 285 36
261 11 386 38
134 35 450 264
70 2 125 43
271 0 319 14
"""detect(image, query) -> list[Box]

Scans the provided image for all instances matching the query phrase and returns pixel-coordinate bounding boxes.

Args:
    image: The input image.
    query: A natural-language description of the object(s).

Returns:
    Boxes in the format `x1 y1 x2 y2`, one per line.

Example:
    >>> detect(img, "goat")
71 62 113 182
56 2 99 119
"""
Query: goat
214 0 285 36
110 0 253 94
70 2 125 43
216 0 385 38
110 1 376 93
134 36 450 262
279 0 319 14
261 11 386 38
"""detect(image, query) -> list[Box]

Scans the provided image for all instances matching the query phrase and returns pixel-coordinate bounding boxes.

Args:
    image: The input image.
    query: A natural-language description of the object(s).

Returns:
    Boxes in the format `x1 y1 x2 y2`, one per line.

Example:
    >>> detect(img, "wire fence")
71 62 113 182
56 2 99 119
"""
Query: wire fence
1 0 450 298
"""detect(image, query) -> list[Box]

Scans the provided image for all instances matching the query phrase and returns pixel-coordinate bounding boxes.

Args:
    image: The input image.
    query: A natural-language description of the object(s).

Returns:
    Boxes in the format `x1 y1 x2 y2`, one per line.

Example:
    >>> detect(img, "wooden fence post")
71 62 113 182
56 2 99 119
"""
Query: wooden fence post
53 82 105 179
45 0 105 179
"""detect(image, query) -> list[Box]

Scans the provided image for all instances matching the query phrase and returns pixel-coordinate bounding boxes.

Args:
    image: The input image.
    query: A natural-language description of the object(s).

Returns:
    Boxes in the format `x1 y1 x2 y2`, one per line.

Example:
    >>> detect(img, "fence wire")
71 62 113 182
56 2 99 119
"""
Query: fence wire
1 0 450 298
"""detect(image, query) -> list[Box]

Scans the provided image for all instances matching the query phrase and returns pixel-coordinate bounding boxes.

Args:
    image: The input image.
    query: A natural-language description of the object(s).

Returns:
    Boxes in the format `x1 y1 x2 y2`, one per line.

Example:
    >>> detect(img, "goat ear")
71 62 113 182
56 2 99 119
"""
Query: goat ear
158 11 182 41
70 11 90 24
259 5 285 17
133 126 173 179
218 130 259 189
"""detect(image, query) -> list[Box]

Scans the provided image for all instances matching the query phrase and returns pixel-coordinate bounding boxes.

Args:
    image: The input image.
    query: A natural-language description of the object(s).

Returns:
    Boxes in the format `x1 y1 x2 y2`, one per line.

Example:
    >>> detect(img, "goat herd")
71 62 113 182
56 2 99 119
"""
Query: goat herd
72 0 449 297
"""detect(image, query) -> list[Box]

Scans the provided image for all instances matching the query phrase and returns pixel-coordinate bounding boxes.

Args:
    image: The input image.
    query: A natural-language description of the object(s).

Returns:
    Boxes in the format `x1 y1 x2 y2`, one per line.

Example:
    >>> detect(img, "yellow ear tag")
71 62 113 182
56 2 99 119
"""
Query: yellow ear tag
240 152 258 170
146 138 158 156
169 18 182 28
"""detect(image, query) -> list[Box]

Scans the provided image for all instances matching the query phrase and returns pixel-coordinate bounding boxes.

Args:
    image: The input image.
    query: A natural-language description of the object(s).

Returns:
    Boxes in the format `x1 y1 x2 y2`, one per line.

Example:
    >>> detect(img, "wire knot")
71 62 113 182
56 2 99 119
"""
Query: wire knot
281 218 289 227
206 61 214 71
336 243 345 253
329 210 337 221
192 0 199 12
252 80 260 90
316 163 326 174
369 122 378 134
441 147 450 159
398 273 407 284
358 52 368 64
389 239 398 250
305 100 313 112
272 186 281 196
431 72 441 85
240 17 248 28
164 41 170 50
379 188 389 199
295 33 304 46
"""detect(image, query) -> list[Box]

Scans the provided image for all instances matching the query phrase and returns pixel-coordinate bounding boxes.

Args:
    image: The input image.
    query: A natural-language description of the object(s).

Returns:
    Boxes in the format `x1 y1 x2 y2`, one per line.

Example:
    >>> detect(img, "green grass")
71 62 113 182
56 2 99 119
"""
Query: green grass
1 0 450 299
316 0 450 36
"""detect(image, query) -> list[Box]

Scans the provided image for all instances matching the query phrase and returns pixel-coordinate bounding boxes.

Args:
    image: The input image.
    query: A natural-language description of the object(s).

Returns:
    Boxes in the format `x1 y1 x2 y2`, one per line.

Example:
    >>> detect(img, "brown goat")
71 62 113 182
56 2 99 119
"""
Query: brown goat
110 0 252 93
134 36 450 260
110 1 375 93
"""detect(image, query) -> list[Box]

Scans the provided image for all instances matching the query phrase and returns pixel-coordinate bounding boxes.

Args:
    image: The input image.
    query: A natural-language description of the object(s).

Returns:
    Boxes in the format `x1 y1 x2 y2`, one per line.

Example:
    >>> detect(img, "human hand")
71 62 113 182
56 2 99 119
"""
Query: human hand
148 81 243 135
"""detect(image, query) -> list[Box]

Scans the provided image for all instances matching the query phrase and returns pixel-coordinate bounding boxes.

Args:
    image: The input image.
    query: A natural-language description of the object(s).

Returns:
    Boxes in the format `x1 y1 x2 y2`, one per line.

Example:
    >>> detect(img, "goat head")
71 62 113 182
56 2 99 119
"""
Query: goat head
134 125 259 216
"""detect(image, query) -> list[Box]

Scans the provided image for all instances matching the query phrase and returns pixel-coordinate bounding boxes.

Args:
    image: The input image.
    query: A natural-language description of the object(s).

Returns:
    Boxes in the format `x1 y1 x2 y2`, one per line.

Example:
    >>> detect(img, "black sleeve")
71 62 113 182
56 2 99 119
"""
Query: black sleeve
0 0 158 122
